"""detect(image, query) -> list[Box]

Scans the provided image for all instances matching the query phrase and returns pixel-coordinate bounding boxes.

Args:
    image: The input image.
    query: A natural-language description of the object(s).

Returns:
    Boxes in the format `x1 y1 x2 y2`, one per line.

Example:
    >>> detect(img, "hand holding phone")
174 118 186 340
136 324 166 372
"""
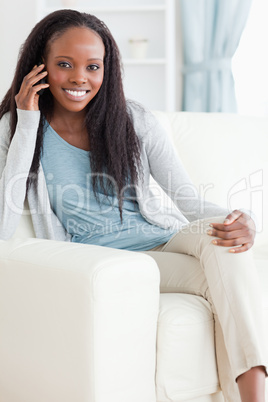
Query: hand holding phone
15 64 49 111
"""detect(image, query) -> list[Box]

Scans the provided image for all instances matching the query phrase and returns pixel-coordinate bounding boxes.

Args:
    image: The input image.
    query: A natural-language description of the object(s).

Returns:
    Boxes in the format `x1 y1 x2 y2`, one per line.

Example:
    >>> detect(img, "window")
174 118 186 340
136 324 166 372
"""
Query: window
232 0 268 116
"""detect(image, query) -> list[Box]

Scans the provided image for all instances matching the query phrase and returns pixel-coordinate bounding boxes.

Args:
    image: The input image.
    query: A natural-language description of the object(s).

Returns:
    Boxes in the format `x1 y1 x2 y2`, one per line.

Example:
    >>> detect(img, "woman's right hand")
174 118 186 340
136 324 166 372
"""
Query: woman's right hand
15 64 49 111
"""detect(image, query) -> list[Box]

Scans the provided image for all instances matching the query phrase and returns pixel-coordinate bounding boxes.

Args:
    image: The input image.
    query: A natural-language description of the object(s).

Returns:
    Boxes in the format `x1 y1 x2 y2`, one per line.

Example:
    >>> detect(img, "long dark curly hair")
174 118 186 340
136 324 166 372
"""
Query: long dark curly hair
0 9 142 221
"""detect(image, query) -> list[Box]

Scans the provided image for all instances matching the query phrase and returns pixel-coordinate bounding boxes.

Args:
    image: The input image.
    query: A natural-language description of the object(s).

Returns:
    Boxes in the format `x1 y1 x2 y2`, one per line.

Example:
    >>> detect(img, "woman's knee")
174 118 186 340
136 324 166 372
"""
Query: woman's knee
162 217 225 255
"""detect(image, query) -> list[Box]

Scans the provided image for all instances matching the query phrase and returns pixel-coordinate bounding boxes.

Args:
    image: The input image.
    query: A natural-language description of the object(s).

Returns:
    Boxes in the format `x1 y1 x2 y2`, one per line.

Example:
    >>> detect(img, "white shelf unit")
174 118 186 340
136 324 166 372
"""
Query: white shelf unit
36 0 176 111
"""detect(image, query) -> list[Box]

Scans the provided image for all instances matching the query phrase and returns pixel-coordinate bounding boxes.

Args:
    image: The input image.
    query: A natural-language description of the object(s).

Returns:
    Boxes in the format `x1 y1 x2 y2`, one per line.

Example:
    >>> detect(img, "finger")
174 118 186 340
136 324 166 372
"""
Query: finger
26 71 48 88
209 221 243 232
223 209 243 225
207 228 244 240
16 77 44 99
15 82 49 110
210 236 250 248
210 212 252 232
31 63 45 73
26 82 50 99
228 243 253 253
17 73 48 102
32 82 50 94
20 65 46 92
20 64 44 87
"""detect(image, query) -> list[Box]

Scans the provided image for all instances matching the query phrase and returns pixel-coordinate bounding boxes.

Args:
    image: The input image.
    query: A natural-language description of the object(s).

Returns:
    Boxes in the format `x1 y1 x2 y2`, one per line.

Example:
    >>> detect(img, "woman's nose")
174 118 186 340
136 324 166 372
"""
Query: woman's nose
69 69 87 85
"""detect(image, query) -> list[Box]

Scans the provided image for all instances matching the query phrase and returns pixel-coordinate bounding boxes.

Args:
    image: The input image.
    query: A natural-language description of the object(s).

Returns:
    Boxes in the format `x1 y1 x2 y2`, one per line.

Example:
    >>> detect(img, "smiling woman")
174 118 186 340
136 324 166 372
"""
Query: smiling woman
42 27 105 150
45 27 104 123
0 9 141 222
0 9 267 401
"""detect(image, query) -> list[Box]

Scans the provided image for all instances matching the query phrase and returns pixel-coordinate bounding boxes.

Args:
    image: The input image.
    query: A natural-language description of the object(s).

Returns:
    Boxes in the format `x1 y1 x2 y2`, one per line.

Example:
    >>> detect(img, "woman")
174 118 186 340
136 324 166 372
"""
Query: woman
0 9 266 401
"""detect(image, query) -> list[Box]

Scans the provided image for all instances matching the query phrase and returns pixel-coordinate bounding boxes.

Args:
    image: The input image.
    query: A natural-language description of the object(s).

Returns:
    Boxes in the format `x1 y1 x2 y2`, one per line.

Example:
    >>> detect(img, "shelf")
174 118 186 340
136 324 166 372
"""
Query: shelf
44 5 166 14
123 58 166 65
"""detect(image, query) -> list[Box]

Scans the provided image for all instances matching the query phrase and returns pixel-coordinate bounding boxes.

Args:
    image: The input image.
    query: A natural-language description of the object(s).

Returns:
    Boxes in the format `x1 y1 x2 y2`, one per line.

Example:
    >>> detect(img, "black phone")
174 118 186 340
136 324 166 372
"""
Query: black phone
35 61 46 95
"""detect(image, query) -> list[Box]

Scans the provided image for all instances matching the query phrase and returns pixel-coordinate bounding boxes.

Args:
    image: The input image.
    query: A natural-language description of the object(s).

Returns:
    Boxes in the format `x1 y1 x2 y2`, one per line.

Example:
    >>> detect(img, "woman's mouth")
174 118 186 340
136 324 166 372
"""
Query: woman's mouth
63 89 89 100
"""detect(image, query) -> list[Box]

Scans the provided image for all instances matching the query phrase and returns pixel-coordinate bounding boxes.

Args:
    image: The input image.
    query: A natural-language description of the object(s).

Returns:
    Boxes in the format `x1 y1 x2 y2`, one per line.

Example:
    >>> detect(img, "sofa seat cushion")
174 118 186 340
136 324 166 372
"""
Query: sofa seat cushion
156 293 220 401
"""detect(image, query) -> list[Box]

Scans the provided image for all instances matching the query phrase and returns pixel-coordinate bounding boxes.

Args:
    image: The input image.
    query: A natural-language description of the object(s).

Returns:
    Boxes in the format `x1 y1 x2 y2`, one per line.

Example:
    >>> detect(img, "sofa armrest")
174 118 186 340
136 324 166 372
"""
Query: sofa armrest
0 238 160 402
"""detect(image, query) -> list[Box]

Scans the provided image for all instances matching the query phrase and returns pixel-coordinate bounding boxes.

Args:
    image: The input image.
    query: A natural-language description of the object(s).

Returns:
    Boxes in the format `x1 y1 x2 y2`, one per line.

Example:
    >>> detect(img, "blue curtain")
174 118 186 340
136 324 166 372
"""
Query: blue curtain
179 0 252 112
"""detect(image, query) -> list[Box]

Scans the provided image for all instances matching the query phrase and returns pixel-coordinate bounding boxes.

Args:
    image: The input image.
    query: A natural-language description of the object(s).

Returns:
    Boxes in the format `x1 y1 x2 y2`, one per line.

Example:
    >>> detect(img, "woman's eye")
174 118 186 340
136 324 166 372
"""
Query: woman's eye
88 64 99 71
58 62 71 68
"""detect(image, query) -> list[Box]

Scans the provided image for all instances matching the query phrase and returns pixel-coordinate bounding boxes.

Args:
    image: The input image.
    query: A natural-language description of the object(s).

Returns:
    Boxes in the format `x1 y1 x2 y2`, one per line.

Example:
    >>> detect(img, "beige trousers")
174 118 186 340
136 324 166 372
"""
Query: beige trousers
142 216 267 402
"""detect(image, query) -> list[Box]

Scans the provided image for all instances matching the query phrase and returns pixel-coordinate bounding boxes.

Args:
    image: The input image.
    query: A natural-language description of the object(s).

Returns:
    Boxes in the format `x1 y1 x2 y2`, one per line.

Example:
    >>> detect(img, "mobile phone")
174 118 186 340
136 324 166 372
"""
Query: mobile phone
35 61 47 95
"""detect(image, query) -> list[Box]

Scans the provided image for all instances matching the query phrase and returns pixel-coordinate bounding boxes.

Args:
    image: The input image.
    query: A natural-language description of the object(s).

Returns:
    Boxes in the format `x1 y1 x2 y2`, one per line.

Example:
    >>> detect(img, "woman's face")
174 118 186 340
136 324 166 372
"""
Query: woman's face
44 27 105 115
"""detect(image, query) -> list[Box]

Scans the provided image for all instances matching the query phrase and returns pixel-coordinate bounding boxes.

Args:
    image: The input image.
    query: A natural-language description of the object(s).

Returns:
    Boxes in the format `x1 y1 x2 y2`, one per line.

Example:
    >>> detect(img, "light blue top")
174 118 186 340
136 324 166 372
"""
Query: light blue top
0 105 231 242
41 123 177 251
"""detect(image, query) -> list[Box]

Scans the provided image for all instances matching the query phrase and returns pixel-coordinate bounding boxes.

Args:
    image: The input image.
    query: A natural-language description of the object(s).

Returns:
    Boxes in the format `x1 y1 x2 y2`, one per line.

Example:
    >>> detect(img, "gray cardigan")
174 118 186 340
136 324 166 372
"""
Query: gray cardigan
0 102 230 241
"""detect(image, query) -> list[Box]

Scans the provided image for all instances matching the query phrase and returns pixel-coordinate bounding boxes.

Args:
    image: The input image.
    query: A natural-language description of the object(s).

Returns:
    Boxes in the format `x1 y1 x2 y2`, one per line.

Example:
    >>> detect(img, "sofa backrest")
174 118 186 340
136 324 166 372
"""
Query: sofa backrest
13 200 35 239
153 111 268 250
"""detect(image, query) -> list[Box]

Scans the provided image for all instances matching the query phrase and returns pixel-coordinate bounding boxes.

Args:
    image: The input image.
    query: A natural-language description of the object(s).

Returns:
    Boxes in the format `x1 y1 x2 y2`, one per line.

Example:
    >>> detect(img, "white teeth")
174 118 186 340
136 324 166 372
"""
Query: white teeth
65 90 87 97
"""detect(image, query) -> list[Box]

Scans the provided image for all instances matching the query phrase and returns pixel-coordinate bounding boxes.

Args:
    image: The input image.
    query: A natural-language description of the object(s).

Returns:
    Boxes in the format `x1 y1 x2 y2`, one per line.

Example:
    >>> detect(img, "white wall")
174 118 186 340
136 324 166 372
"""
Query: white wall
0 0 38 101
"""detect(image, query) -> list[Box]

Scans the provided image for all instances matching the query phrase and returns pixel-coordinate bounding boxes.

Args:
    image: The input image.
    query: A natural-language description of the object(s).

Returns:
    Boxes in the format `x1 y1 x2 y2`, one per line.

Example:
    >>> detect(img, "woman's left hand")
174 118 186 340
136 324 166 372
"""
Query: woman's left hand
208 210 256 253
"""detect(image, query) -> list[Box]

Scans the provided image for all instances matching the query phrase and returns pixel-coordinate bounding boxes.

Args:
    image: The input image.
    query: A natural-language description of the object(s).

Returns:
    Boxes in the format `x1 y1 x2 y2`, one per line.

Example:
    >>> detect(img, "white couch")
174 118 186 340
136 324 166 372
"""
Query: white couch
0 111 267 402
